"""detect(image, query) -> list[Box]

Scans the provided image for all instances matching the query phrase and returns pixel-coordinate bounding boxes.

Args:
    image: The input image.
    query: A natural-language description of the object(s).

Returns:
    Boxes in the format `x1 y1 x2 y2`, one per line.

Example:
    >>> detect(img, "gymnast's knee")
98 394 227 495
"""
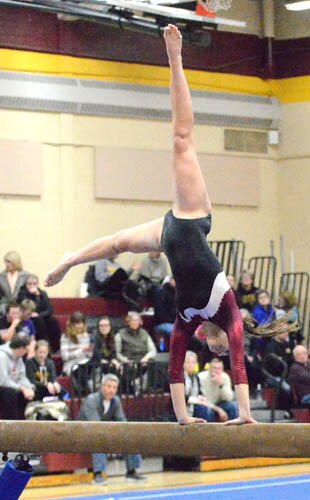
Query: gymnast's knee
172 133 192 156
112 230 130 254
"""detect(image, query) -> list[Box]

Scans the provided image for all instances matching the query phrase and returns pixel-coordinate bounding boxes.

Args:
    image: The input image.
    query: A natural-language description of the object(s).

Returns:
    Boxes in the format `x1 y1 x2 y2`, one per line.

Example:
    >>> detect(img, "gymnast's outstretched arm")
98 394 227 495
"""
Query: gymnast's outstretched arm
45 217 163 287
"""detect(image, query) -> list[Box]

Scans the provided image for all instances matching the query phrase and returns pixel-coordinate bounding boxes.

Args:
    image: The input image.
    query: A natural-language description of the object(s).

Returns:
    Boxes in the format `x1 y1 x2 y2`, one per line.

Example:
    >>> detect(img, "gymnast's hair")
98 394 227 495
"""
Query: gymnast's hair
243 309 299 338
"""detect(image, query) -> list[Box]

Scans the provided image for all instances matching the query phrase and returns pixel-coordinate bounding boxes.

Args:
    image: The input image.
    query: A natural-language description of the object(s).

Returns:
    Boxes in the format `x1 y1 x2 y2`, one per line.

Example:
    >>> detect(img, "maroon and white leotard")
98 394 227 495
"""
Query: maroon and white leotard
160 210 248 386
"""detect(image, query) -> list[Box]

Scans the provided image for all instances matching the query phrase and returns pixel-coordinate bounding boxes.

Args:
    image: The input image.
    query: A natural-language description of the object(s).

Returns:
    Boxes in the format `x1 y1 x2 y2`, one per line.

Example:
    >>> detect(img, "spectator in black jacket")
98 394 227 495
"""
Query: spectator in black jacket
265 330 293 373
154 277 176 346
92 317 120 371
18 274 61 352
26 340 61 400
237 270 258 313
0 301 22 345
264 330 293 411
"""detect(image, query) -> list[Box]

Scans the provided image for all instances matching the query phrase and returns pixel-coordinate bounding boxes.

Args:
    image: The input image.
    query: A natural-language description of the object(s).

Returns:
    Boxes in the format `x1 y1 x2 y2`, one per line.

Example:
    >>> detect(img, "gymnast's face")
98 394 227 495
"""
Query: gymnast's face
202 321 229 357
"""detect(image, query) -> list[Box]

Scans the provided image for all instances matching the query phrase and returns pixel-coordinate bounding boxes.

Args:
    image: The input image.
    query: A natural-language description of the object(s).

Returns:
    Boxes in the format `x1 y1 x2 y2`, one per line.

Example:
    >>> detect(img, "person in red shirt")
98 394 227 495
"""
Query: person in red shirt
289 345 310 407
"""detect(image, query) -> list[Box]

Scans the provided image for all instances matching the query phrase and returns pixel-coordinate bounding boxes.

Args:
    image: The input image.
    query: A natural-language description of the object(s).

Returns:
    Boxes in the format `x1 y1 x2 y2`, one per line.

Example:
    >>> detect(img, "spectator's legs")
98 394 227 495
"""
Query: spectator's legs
45 316 61 353
92 453 107 474
193 404 215 422
125 454 141 472
31 316 49 343
0 388 27 419
218 401 238 420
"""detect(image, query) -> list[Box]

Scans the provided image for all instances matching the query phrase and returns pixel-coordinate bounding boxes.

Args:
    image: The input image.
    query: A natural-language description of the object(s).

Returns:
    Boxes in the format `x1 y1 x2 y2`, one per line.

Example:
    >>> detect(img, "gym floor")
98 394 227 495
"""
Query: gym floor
20 463 310 499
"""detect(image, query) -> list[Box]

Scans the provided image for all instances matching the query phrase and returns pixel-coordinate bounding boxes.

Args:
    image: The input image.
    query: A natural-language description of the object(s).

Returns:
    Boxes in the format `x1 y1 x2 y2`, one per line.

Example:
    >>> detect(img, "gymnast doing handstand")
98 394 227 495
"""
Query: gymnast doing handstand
45 24 255 425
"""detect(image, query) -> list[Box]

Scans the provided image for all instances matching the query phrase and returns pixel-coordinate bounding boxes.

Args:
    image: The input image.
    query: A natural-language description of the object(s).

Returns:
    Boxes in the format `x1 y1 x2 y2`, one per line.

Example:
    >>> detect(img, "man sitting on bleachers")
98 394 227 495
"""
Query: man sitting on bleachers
198 358 238 422
0 334 34 419
289 345 310 408
78 373 146 484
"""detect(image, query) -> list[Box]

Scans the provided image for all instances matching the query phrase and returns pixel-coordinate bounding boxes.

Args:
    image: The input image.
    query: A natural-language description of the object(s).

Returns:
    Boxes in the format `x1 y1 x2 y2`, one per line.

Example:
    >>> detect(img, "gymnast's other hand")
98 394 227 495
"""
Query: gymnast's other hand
224 415 257 426
178 416 206 425
44 252 74 287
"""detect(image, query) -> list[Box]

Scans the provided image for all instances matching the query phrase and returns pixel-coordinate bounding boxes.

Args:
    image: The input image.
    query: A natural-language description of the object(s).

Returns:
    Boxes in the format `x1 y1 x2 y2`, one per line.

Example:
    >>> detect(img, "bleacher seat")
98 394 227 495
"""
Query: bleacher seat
291 408 310 423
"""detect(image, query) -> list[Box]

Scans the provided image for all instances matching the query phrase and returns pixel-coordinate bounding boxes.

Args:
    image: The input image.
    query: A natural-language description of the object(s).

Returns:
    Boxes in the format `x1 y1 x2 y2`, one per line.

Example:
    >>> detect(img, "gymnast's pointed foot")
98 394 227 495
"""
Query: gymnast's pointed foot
44 252 74 287
164 24 182 61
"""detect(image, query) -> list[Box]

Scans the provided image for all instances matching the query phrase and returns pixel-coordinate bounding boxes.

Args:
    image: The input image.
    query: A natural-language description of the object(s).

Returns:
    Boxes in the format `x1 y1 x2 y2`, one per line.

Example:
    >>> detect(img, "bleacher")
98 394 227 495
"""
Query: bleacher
22 244 310 477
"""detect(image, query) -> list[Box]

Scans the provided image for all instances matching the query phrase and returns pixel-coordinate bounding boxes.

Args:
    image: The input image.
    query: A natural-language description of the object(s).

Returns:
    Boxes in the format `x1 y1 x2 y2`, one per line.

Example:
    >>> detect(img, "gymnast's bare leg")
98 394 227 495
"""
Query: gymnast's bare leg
165 26 211 219
44 218 163 287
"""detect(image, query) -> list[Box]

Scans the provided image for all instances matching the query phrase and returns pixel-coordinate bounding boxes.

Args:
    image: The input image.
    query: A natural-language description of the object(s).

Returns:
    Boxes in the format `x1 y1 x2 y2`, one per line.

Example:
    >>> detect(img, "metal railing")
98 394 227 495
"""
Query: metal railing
248 256 277 300
209 240 245 278
69 360 172 421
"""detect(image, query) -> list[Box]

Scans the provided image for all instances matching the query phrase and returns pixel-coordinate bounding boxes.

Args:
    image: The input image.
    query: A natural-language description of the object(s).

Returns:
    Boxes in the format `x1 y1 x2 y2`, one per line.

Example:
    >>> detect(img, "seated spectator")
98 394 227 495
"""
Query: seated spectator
0 335 34 419
198 358 238 422
26 340 62 401
276 291 303 346
85 258 140 309
115 312 157 365
92 317 120 371
183 351 207 421
237 270 258 313
264 329 293 411
265 329 293 370
19 299 36 358
250 289 276 362
0 251 29 311
60 312 92 376
289 345 310 408
226 275 241 306
17 274 61 352
78 374 146 484
115 311 157 393
93 258 126 296
138 252 168 303
0 301 22 345
154 277 176 347
252 290 276 326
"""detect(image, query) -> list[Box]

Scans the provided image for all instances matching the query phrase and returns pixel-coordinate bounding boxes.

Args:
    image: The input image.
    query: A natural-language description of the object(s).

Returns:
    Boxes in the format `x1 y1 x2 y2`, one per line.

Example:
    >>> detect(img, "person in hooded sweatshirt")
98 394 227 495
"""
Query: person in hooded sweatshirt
0 334 35 419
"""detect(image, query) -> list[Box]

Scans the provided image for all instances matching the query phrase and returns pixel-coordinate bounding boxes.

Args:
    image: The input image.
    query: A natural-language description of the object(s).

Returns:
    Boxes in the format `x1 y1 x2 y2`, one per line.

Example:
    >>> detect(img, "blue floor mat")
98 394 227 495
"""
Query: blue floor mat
58 474 310 500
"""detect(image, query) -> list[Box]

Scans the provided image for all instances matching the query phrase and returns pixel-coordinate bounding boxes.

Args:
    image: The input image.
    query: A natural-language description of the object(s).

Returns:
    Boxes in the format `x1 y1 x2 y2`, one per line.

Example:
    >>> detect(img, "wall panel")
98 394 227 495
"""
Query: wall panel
95 149 259 207
0 140 43 196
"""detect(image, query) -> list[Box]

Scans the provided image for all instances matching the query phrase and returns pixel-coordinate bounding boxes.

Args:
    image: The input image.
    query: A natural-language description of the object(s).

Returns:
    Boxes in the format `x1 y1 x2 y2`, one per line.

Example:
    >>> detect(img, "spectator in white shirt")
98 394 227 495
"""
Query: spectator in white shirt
60 311 92 375
197 358 238 422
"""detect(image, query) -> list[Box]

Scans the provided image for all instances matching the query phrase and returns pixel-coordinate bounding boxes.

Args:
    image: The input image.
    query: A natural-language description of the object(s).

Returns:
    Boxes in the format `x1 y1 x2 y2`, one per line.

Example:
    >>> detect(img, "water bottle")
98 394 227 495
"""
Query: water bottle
257 383 262 400
159 336 166 352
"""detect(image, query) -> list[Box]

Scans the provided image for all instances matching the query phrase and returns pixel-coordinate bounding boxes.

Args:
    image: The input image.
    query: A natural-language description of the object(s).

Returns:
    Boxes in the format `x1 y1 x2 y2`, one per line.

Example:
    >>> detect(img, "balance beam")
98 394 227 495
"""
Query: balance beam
0 421 309 458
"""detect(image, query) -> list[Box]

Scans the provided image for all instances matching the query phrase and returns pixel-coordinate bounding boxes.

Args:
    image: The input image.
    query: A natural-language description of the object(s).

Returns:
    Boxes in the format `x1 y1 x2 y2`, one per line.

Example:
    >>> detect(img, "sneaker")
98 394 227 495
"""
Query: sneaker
125 470 147 482
92 472 108 485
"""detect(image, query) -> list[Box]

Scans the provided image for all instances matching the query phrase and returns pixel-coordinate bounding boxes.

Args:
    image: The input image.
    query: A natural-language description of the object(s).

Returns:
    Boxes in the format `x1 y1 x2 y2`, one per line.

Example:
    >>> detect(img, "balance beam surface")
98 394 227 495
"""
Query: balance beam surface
0 421 309 458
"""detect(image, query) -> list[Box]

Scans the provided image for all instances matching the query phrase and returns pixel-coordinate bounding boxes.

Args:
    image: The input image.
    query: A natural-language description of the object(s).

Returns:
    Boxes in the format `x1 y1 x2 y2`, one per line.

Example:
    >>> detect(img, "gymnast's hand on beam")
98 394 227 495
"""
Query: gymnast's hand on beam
44 252 74 287
178 416 206 425
224 415 257 426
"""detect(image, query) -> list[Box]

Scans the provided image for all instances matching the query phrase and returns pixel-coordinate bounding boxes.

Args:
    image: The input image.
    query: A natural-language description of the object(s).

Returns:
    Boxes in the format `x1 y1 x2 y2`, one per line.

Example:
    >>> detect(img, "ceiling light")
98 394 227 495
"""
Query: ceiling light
285 1 310 10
